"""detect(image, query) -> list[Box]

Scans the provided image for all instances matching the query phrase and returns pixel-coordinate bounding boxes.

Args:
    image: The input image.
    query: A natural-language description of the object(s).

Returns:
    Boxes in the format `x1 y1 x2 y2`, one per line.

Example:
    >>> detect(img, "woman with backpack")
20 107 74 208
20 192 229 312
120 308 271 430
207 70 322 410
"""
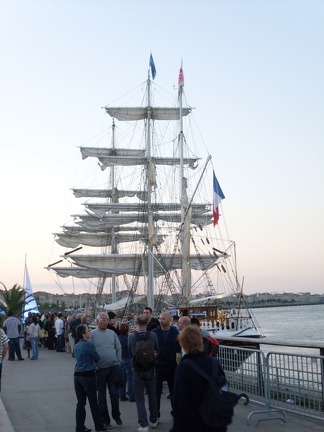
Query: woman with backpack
170 325 228 432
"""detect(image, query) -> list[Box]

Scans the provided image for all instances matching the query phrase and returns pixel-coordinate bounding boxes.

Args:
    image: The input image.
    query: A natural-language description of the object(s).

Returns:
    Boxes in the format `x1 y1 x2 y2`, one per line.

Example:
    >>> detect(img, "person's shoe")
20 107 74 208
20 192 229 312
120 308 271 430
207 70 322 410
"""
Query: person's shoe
30 357 35 360
138 426 149 432
115 418 122 425
18 358 24 361
83 428 92 432
150 419 159 428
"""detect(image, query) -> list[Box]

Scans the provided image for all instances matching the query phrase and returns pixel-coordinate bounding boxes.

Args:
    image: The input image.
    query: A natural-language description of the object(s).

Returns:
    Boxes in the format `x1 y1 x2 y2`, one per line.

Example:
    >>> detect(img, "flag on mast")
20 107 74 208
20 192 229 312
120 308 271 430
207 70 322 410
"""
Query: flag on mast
149 54 156 80
23 264 39 319
213 171 225 226
178 62 184 87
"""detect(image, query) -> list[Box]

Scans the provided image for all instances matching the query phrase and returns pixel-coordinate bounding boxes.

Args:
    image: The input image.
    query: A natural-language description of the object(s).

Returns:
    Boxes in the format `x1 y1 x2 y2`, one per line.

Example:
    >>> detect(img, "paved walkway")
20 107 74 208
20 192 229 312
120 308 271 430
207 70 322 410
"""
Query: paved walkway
0 344 323 432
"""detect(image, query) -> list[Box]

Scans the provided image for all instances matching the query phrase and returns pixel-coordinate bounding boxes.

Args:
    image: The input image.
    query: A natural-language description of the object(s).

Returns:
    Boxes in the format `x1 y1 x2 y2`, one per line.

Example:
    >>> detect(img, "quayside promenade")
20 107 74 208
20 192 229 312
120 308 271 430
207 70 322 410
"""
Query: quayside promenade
1 346 323 432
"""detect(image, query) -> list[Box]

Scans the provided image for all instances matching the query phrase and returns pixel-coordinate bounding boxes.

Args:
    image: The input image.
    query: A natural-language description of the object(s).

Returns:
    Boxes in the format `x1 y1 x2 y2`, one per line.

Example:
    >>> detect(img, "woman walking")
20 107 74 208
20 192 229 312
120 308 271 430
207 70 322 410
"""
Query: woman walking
24 317 32 358
28 316 40 360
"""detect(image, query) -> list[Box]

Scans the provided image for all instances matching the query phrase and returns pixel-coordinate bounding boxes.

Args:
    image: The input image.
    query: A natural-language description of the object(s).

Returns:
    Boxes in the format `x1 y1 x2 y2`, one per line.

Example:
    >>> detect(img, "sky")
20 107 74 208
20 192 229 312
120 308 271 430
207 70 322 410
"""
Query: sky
0 0 323 297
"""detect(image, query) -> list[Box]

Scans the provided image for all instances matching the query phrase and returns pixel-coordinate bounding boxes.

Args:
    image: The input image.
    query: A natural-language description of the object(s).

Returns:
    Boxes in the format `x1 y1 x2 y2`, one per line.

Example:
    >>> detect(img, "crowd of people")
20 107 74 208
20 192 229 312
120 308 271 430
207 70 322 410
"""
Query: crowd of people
1 306 227 432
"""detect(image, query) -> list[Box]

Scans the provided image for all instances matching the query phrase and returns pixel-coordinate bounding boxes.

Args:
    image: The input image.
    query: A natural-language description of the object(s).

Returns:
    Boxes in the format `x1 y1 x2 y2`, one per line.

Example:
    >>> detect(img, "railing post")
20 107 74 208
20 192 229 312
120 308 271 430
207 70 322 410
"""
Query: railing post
320 348 324 408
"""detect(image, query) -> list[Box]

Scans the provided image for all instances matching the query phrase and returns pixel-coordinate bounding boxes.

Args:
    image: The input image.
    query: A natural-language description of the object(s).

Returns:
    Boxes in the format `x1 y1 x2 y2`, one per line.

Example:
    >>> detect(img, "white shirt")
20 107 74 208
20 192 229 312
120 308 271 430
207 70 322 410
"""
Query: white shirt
55 318 64 336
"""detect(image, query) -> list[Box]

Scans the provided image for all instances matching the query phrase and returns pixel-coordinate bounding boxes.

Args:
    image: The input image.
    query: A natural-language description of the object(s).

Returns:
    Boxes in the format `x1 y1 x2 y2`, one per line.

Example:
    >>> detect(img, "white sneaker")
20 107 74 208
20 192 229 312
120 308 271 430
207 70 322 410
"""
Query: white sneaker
150 419 159 428
138 426 149 432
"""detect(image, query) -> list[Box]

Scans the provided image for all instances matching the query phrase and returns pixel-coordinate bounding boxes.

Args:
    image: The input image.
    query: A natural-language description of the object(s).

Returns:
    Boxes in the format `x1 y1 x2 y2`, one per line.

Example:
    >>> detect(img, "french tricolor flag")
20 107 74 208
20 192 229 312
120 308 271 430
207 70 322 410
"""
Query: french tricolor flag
213 171 225 226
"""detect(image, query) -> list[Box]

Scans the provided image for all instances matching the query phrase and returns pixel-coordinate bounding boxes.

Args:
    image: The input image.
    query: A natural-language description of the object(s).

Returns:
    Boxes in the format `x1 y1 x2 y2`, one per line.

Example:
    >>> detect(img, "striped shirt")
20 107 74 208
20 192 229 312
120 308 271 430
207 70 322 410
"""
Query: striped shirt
1 329 9 364
3 316 21 338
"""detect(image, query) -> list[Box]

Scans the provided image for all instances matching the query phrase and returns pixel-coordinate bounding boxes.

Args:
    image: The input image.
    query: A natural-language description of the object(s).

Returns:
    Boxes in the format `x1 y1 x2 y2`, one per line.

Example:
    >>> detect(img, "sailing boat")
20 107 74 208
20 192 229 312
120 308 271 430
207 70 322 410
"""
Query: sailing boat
23 262 39 319
47 57 262 340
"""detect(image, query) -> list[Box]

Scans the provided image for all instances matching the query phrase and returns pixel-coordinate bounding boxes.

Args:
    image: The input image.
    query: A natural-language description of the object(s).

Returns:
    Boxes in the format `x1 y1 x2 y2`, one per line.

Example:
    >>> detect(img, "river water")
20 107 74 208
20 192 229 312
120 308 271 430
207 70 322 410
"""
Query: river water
250 304 324 355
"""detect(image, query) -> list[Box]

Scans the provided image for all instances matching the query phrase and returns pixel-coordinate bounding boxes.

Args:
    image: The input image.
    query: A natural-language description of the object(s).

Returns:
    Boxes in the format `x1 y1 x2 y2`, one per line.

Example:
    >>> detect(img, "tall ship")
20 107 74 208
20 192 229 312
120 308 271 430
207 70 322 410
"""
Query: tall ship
47 56 262 340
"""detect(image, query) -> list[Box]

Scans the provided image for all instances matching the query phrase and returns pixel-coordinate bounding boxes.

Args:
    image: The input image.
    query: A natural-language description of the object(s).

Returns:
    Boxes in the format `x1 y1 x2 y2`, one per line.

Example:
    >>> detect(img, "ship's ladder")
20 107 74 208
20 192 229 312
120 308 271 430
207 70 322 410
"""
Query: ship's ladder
190 235 217 296
154 242 182 312
122 259 142 321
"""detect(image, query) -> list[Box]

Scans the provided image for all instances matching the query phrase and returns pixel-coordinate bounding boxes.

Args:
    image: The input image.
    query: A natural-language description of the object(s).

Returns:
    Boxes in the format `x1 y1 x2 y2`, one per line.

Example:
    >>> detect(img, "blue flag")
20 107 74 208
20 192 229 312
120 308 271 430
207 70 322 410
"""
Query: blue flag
149 54 156 80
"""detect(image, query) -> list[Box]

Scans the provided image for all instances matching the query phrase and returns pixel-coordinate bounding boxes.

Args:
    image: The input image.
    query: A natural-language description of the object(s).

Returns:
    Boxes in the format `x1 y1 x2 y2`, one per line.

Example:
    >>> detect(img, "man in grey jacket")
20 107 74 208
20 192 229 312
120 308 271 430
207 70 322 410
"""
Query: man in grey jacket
90 312 122 430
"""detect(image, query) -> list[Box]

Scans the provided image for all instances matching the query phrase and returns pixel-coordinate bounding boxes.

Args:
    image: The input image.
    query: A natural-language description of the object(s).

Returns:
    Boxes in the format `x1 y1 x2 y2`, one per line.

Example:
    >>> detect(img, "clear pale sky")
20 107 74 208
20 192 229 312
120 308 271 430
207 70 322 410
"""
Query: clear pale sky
0 0 323 296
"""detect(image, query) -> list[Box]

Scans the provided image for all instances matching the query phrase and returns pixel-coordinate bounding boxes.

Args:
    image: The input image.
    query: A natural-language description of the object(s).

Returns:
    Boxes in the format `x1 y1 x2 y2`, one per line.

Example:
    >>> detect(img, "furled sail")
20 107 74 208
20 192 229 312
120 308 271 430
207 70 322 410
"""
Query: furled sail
67 253 220 277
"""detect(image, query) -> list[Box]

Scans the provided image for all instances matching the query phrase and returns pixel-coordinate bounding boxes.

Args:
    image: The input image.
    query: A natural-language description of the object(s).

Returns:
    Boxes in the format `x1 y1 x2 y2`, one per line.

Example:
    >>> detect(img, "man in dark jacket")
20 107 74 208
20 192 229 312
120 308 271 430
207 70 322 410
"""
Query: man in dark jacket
143 307 160 331
152 311 179 418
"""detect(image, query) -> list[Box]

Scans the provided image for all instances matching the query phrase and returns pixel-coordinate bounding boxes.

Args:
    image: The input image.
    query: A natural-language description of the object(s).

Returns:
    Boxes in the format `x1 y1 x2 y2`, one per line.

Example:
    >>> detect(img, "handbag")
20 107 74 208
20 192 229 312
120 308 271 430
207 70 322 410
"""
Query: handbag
38 328 45 338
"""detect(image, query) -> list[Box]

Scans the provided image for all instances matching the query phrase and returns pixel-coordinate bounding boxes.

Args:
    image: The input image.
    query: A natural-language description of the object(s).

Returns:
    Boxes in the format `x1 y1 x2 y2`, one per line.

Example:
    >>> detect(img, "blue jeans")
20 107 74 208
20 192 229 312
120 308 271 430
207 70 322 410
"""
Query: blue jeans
74 374 104 432
133 368 158 428
96 365 121 425
30 337 39 359
8 337 23 360
119 358 134 400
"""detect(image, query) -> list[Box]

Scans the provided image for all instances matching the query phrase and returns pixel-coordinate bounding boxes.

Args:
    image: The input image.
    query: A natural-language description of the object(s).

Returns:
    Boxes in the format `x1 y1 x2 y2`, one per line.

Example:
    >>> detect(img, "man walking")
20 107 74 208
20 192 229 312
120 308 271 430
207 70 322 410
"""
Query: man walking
152 311 179 418
128 314 159 432
55 312 65 352
90 312 123 429
3 310 24 361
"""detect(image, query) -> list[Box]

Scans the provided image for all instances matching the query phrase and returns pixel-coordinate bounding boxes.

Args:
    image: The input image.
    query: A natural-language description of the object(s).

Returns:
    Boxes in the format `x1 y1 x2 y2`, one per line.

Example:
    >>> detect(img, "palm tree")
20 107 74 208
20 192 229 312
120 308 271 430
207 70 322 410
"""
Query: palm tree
0 282 34 317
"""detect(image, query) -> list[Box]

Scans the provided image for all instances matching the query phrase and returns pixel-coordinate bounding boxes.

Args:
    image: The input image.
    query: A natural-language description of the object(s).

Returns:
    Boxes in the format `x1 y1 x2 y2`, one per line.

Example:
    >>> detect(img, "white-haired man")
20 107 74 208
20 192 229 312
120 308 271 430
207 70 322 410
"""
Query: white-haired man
90 312 122 429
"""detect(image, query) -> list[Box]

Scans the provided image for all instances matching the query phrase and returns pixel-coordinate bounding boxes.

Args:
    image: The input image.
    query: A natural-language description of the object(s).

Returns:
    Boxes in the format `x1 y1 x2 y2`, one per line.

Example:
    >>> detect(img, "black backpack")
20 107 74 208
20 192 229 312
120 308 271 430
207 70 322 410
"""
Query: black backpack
133 331 155 370
184 358 249 428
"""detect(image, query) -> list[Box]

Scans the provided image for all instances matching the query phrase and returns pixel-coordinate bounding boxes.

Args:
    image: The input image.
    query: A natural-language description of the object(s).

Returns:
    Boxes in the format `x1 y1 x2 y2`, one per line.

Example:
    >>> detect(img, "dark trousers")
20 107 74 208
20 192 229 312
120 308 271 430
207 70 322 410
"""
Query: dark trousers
56 333 65 352
133 368 158 428
8 337 23 360
74 374 104 432
96 365 121 425
0 363 2 392
155 363 177 416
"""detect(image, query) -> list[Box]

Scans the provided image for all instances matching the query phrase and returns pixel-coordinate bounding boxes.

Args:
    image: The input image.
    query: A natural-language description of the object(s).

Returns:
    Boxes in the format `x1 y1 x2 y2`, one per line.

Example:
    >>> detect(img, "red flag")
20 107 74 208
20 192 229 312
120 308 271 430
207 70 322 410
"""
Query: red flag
178 67 184 87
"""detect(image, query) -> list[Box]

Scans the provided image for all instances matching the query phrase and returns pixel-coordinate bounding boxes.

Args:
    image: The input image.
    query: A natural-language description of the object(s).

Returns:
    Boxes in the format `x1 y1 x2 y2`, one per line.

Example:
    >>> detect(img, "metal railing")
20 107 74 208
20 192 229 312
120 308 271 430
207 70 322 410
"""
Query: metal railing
217 340 324 425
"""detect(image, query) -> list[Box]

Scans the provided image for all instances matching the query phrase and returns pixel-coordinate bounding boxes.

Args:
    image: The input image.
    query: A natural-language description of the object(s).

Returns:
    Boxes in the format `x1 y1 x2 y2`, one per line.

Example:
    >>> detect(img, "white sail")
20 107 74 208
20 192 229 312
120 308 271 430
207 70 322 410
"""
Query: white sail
23 263 40 318
73 188 147 200
67 253 220 277
105 106 191 121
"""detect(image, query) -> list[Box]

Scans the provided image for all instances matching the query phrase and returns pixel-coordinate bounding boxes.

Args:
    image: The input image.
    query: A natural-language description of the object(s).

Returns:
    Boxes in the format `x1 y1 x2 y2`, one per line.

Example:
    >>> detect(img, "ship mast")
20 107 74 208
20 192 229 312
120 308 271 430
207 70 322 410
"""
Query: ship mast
110 120 117 304
178 63 191 304
146 72 154 310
